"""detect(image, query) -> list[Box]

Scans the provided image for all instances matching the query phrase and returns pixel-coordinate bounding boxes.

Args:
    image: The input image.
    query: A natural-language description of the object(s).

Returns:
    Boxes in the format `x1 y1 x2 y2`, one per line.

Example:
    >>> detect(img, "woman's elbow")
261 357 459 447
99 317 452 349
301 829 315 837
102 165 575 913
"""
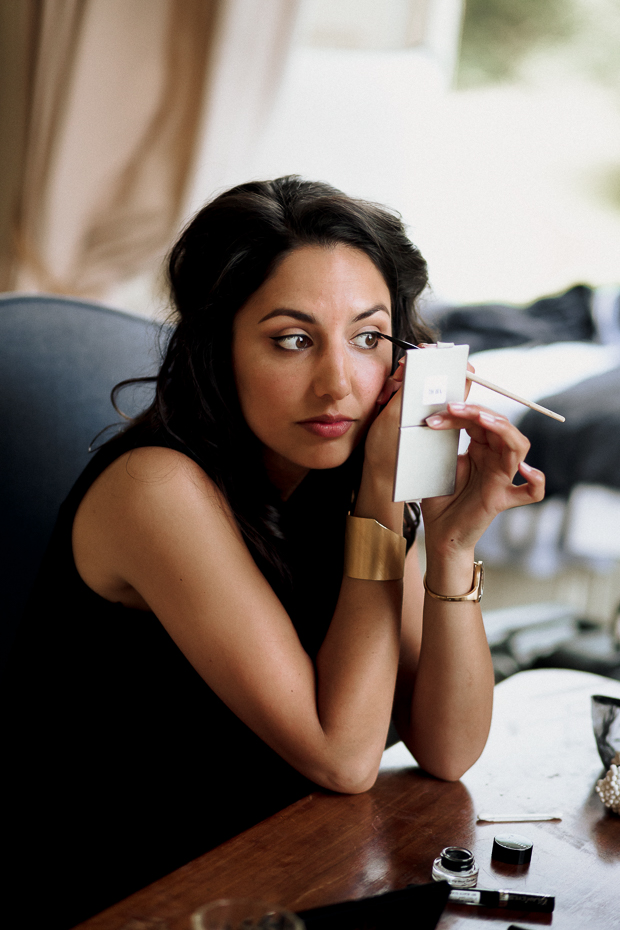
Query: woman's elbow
318 756 380 795
426 763 467 783
417 749 482 783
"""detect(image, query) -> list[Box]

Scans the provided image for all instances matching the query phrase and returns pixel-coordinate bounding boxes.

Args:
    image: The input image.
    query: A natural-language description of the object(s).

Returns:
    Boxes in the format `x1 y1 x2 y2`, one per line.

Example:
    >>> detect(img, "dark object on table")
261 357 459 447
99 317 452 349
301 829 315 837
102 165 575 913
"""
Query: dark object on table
519 364 620 496
297 881 451 930
491 833 533 865
436 284 594 354
591 694 620 768
448 888 554 913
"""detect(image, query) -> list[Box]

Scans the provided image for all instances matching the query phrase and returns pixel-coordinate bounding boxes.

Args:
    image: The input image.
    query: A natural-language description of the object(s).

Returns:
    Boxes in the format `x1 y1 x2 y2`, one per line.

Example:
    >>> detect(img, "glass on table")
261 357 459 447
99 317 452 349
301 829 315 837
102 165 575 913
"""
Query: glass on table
191 898 305 930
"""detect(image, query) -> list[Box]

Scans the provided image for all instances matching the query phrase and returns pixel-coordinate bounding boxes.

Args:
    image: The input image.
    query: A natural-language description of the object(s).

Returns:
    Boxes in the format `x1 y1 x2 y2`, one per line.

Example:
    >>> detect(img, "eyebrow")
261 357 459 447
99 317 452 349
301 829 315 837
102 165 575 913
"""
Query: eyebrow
258 304 390 325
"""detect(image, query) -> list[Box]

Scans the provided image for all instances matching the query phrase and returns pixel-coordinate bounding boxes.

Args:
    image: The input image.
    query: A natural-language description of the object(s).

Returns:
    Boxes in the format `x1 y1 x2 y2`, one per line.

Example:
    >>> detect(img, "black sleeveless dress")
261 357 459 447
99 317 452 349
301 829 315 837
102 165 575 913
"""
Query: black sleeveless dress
2 426 362 929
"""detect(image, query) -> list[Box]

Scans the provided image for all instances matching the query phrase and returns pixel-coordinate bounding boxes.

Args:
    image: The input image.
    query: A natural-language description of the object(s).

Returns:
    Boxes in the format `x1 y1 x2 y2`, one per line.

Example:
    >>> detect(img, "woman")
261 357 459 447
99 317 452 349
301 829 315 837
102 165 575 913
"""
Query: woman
3 177 543 928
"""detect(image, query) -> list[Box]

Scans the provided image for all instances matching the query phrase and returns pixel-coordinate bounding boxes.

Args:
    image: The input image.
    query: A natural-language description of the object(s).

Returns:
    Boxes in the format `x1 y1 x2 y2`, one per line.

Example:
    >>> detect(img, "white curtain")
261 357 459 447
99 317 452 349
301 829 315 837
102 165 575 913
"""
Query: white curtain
184 0 303 219
0 0 301 299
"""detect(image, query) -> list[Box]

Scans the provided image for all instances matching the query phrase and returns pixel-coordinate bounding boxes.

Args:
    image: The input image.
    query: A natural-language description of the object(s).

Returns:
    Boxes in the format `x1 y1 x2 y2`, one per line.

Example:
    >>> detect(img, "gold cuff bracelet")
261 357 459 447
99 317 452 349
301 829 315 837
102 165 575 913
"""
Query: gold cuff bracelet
344 516 407 581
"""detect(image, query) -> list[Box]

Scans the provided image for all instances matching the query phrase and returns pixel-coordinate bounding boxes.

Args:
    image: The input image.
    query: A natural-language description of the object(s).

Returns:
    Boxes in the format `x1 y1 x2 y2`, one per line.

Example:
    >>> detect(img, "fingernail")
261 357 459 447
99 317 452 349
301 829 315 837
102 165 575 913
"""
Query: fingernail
426 415 444 426
520 461 534 473
479 411 497 425
448 403 466 412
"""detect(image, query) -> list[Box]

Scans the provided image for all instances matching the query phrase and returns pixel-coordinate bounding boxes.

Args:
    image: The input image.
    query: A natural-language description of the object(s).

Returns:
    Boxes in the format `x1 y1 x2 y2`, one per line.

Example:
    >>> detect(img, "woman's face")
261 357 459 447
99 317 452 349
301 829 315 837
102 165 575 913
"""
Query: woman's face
232 244 393 495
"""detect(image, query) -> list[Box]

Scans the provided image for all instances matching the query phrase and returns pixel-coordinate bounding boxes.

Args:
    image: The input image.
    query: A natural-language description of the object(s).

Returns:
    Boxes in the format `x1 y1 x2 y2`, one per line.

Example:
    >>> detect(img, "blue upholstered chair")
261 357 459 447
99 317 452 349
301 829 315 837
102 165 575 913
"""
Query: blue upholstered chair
0 294 161 672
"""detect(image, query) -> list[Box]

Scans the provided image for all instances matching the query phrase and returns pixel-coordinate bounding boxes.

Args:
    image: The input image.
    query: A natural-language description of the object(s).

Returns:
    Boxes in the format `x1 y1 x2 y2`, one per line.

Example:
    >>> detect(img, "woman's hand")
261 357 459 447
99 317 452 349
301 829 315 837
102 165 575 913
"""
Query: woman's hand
422 402 545 555
362 356 405 471
354 357 406 532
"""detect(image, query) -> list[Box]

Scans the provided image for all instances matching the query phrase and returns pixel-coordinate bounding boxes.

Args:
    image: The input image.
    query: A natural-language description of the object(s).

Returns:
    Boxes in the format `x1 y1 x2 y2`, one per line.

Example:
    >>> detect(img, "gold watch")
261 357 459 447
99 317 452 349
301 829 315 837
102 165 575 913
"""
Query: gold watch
423 561 484 602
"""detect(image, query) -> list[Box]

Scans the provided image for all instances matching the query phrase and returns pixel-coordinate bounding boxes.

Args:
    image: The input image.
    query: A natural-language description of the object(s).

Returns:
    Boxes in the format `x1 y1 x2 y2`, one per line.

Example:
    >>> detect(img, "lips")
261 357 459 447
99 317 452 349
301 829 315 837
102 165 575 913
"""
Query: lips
298 415 355 439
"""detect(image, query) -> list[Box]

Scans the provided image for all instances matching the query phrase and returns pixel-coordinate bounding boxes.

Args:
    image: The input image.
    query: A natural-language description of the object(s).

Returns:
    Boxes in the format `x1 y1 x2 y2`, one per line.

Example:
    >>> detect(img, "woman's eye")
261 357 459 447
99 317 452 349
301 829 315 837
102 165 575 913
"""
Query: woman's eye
272 334 312 351
351 331 380 349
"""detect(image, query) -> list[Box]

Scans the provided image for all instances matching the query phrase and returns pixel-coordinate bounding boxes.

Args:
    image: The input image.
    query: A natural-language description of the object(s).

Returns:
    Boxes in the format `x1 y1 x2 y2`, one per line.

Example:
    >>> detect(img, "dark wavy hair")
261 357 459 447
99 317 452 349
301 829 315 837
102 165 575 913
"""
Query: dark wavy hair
116 176 433 578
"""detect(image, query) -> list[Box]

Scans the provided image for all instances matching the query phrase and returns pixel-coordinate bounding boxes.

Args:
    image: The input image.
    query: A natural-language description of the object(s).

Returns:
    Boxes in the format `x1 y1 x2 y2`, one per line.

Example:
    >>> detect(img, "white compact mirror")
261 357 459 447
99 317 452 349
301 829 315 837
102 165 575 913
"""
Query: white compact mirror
393 343 470 501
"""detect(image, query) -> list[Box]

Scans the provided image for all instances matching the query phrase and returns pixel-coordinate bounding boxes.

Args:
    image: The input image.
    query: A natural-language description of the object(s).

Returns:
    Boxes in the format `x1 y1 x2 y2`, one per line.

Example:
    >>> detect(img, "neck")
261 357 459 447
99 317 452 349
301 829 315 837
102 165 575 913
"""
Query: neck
262 448 309 501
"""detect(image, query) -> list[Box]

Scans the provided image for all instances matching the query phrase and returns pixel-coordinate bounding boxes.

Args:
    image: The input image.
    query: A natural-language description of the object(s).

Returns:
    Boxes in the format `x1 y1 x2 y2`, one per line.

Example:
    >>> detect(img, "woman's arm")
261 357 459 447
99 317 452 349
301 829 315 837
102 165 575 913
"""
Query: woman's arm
73 443 405 795
393 545 495 781
392 405 545 780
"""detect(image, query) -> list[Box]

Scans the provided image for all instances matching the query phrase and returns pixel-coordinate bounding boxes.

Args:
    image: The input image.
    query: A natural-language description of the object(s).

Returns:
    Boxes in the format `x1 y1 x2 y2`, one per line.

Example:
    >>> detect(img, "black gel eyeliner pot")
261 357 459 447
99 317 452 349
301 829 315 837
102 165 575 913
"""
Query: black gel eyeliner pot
432 846 479 887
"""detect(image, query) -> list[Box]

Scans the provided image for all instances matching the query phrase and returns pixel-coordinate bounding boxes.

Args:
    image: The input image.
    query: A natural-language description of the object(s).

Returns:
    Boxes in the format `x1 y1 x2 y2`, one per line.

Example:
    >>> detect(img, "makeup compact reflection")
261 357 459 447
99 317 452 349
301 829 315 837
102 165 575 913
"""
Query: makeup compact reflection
393 344 469 502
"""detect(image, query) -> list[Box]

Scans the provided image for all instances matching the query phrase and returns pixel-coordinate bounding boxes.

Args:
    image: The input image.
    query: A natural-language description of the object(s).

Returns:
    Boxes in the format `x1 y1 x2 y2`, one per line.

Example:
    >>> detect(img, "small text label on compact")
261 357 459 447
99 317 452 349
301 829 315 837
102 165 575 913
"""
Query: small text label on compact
423 375 447 405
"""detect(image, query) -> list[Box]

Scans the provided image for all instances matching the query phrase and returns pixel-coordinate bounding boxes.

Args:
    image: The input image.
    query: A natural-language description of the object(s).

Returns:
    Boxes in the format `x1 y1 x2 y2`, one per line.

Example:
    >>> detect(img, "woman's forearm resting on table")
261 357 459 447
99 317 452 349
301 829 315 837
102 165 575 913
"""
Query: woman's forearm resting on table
393 544 494 782
308 473 406 793
313 574 404 793
389 403 544 780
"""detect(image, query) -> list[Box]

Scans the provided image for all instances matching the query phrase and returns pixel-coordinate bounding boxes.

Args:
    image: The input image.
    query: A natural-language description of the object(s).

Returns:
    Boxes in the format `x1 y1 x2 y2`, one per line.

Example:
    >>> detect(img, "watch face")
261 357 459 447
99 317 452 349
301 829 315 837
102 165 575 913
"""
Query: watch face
478 561 484 599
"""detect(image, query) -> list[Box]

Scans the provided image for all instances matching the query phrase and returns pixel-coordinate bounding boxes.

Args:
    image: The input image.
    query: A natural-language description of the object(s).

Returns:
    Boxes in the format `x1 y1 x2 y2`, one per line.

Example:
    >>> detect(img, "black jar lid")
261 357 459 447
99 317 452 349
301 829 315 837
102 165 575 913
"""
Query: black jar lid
492 833 533 864
440 846 475 872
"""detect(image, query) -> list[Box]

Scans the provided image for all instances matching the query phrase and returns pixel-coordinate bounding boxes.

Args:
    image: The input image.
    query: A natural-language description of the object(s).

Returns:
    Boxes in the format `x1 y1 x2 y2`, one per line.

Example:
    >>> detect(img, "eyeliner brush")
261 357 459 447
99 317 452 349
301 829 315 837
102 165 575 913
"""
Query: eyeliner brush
380 333 420 351
377 332 565 423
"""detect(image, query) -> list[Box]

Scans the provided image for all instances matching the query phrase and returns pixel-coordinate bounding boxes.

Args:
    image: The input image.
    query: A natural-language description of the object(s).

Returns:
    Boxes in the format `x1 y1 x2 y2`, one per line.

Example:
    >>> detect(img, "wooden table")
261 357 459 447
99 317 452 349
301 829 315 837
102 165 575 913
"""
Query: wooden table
77 669 620 930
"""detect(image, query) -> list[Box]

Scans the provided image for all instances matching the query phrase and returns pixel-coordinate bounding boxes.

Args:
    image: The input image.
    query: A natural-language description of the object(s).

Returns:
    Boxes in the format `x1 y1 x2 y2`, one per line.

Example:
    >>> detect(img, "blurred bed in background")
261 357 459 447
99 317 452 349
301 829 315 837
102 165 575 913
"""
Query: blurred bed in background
427 283 620 681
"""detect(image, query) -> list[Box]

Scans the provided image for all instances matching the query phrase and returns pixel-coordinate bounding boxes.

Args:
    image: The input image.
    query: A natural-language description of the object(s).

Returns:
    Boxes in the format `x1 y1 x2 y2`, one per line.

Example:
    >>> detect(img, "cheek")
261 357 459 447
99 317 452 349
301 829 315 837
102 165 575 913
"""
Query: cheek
355 359 390 407
236 360 299 429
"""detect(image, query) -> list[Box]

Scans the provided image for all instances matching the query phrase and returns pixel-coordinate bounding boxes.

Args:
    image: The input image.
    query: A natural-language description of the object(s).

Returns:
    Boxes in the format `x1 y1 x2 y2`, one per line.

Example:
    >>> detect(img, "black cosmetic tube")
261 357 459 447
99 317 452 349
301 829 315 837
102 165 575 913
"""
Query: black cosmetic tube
449 888 555 913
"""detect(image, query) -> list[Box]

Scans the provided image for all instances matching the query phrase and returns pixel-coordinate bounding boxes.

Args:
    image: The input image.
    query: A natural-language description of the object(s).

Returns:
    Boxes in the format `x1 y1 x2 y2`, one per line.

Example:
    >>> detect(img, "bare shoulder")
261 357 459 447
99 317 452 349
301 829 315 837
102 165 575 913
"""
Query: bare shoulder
73 445 242 605
80 445 232 519
97 444 220 496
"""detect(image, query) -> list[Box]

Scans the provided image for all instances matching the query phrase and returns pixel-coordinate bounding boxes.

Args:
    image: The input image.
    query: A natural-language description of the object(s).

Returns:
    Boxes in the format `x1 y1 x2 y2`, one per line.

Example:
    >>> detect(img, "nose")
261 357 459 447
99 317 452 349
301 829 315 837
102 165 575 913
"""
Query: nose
312 343 352 401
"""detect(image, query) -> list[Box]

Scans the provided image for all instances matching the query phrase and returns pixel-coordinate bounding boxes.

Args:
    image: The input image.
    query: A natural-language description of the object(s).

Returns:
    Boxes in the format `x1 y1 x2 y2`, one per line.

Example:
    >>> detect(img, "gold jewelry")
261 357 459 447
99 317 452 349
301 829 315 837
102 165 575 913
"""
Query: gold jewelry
344 516 407 581
423 561 484 602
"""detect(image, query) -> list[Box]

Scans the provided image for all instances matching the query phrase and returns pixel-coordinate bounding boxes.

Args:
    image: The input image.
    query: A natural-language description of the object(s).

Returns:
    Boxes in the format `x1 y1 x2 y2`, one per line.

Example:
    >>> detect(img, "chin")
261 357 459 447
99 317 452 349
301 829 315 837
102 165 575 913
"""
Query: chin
298 440 357 471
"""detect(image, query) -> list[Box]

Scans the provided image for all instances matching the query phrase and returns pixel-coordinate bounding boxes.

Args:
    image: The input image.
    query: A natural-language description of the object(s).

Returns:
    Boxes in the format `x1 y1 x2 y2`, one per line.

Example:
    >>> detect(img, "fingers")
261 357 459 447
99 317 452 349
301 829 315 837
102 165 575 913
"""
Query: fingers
426 403 531 472
515 460 546 502
376 357 405 405
498 462 545 510
427 402 494 428
473 458 545 519
393 356 406 382
428 403 525 445
426 404 545 503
